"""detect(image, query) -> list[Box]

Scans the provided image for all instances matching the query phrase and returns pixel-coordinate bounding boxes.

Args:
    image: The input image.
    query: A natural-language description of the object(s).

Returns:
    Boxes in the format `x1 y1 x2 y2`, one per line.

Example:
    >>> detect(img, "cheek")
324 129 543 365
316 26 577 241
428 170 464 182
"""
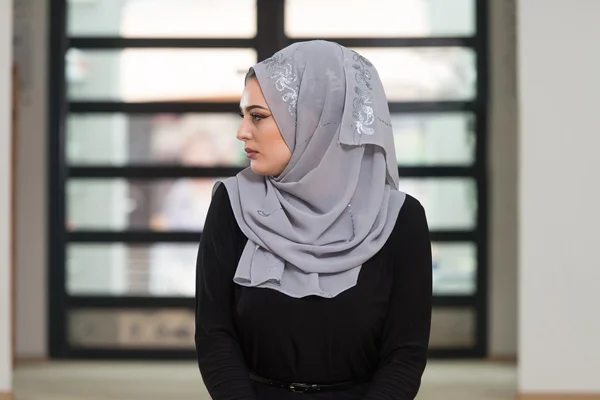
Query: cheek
267 127 290 161
255 122 291 173
259 123 283 149
273 142 292 167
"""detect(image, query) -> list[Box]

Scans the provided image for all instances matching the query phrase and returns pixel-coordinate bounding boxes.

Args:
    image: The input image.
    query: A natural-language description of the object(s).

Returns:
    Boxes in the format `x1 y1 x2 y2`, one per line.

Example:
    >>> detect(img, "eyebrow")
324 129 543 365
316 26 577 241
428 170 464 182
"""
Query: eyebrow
239 105 270 113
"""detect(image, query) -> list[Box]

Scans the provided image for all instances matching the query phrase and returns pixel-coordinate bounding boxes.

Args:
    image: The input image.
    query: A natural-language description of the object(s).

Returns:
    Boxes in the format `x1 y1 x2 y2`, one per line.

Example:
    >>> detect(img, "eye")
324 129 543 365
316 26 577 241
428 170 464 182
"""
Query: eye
238 111 244 119
251 113 266 122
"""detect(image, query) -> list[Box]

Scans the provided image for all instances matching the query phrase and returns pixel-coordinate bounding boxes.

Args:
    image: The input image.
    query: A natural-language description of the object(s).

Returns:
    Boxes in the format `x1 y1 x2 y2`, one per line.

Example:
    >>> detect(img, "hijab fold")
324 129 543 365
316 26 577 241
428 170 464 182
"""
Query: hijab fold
220 40 406 298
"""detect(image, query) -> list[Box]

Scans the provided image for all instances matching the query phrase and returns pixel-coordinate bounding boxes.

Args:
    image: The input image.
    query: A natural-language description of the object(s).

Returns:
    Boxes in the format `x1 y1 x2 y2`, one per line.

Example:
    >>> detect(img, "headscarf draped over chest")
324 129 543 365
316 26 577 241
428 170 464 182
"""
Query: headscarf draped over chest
220 40 406 298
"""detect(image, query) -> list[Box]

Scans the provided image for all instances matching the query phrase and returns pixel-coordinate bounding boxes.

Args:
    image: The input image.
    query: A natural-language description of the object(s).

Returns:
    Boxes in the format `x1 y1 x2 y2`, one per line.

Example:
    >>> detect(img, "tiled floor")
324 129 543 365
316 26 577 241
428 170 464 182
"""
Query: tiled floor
13 360 517 400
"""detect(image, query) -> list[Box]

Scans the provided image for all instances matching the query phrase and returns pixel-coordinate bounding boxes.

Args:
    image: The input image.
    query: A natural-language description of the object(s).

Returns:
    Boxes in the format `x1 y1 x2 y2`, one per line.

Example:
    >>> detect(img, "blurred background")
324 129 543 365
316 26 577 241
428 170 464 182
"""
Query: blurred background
1 0 599 399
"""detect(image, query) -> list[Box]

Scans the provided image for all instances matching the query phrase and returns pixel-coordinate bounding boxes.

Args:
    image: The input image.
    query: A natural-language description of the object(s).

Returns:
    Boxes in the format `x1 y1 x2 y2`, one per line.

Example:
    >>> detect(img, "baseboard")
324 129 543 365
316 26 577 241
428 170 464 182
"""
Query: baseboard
0 392 14 400
519 394 600 400
487 355 518 363
15 355 48 366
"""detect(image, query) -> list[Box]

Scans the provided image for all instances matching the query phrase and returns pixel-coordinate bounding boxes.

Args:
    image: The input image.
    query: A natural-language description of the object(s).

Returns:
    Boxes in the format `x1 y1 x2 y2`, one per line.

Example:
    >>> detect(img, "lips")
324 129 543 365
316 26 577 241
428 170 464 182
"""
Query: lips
245 147 258 159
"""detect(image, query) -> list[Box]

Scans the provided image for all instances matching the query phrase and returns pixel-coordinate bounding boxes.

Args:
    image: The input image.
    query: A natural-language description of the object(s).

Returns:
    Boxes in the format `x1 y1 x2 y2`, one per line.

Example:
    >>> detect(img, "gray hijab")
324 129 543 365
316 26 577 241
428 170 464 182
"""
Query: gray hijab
220 40 406 298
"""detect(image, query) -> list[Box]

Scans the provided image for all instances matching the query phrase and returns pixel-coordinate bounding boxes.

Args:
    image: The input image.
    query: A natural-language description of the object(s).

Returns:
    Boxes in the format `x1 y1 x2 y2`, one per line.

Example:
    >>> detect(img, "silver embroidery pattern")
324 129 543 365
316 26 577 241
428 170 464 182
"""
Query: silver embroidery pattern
346 204 356 242
264 52 299 116
377 116 392 127
319 121 341 128
351 52 375 136
352 53 373 90
257 207 282 217
325 68 344 92
353 87 375 136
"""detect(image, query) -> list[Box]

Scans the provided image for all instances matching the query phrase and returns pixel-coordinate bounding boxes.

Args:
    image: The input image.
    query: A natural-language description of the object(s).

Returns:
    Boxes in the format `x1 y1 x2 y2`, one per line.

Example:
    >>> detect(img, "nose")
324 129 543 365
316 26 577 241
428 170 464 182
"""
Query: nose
236 119 252 142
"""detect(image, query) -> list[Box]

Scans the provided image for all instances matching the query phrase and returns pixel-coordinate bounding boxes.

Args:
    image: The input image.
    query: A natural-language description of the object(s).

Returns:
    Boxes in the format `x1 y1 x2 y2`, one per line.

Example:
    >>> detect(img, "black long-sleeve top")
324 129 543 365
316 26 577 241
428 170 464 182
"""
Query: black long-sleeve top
195 184 432 399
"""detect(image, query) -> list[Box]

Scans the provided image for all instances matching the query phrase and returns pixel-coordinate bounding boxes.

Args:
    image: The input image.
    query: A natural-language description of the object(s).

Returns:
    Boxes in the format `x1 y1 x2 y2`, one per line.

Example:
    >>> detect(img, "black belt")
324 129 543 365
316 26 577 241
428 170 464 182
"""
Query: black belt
249 372 369 394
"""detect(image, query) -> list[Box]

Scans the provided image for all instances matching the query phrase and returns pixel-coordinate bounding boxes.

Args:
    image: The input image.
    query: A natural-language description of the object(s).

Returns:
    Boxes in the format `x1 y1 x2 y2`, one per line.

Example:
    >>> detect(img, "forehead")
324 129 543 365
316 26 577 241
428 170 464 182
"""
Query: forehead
240 79 268 107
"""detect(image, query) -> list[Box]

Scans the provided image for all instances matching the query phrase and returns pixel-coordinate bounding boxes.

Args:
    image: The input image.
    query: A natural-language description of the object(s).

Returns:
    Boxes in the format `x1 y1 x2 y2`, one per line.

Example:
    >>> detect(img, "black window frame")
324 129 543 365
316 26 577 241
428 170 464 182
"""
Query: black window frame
49 0 489 359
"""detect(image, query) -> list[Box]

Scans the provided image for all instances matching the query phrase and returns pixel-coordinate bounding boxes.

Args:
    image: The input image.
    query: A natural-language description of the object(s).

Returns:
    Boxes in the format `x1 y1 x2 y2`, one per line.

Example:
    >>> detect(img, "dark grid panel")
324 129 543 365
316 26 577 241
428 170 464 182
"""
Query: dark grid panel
48 0 68 358
473 0 489 358
66 295 475 309
69 38 256 49
69 101 478 114
49 0 489 359
68 37 475 50
67 166 477 179
66 230 476 244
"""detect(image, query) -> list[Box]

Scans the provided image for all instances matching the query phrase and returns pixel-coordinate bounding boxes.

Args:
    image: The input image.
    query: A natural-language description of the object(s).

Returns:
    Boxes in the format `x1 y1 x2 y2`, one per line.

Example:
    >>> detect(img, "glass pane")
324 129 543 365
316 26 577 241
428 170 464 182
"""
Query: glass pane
430 307 475 348
67 113 245 166
66 48 256 102
70 307 476 349
432 243 477 295
68 244 198 296
69 309 195 348
286 0 475 38
67 242 478 298
67 179 222 231
392 113 475 166
70 178 476 231
68 0 256 38
399 178 477 230
353 47 476 101
69 178 475 232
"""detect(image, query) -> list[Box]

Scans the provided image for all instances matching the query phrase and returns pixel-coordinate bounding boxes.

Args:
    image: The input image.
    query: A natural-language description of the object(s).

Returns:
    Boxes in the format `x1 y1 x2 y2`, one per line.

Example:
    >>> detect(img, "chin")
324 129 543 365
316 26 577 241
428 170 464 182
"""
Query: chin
250 161 282 176
249 162 270 176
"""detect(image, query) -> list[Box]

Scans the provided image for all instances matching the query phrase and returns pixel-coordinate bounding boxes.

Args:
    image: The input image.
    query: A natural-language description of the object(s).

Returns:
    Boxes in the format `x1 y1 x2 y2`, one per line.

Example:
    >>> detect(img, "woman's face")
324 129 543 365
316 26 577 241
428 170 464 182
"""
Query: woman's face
238 78 292 176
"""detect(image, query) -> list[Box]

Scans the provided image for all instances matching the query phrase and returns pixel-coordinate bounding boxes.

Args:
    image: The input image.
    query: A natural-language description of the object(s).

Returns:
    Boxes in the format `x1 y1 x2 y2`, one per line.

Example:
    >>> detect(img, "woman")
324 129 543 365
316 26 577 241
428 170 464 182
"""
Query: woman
195 40 432 399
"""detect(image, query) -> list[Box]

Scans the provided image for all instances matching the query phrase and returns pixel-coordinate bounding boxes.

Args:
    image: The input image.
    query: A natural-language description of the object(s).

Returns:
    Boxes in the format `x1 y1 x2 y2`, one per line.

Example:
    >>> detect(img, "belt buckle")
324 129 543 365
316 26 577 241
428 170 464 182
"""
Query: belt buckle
289 383 313 393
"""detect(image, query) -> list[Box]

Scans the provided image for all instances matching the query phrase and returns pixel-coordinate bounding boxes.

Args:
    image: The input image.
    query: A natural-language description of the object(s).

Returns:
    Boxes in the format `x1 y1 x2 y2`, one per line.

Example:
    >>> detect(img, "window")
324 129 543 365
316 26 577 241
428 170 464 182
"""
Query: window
50 0 489 359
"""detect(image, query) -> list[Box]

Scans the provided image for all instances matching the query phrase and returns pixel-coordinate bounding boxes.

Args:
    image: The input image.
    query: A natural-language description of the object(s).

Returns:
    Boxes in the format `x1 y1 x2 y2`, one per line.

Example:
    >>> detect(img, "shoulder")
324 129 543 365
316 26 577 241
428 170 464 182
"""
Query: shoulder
202 180 247 250
206 181 236 225
391 194 429 239
399 194 426 219
211 180 230 204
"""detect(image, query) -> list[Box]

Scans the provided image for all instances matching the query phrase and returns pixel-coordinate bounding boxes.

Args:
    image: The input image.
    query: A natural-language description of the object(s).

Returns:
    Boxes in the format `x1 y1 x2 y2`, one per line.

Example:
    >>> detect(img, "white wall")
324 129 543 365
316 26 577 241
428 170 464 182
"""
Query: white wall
0 0 14 392
518 0 600 394
13 0 48 358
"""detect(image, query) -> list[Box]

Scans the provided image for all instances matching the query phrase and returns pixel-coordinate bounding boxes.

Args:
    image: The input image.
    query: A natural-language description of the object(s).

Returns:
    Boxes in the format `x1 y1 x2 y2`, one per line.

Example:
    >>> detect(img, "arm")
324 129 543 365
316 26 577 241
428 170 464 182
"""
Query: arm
363 198 433 400
195 184 256 400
